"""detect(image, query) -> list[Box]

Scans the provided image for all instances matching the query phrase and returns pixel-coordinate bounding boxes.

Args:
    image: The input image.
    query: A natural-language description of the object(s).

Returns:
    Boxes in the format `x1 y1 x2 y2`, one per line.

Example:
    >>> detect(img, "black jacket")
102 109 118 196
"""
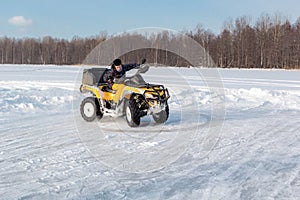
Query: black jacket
102 63 139 86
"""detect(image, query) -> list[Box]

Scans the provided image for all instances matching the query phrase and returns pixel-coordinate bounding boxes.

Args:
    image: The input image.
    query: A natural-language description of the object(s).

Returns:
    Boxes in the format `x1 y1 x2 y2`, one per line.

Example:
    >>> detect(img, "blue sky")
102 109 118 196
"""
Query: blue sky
1 0 300 39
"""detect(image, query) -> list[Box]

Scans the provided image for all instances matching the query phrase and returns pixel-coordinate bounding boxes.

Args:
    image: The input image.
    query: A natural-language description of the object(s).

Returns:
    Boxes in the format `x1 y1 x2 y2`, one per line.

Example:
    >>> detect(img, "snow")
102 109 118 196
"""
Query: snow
0 64 300 199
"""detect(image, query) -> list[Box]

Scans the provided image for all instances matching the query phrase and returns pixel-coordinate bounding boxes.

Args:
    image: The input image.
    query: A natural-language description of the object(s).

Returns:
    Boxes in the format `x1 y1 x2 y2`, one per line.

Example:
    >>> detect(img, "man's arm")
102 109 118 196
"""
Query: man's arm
123 63 139 72
123 59 146 72
102 69 114 84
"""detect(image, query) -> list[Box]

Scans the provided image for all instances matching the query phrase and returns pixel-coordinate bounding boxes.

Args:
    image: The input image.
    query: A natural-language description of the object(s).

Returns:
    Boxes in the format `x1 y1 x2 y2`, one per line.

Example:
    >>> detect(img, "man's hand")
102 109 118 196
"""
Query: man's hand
141 58 146 64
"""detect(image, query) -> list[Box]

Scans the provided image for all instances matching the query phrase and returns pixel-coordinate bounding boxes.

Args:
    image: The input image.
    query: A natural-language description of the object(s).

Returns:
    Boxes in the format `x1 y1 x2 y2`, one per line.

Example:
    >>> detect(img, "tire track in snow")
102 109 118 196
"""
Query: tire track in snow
211 113 300 199
0 114 96 199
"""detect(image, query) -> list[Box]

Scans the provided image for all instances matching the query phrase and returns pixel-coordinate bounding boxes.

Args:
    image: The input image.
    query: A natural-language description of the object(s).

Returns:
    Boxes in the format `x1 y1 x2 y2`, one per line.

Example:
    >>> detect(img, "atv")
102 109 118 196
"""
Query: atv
79 64 170 127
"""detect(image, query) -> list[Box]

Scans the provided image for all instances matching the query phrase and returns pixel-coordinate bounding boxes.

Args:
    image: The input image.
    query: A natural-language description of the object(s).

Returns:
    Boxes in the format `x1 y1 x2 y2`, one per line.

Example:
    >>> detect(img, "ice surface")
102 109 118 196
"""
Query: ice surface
0 64 299 199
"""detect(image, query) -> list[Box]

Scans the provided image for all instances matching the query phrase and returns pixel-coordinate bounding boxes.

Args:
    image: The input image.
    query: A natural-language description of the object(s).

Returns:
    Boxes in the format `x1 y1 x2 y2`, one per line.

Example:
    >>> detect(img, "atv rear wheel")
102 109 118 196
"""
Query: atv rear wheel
80 97 102 122
152 104 169 123
125 99 141 127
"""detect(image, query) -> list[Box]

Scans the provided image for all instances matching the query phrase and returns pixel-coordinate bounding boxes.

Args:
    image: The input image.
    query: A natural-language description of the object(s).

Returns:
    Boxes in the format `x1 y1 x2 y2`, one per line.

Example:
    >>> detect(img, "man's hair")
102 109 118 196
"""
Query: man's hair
113 58 122 66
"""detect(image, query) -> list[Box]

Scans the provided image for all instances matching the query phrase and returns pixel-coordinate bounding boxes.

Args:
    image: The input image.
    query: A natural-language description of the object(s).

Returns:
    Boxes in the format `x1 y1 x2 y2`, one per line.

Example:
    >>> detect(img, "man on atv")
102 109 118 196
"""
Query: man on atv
103 58 146 89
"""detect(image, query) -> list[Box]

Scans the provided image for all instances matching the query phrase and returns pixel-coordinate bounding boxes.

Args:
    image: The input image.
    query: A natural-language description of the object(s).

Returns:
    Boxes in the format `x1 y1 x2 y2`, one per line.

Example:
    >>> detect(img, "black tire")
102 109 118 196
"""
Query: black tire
80 97 102 122
152 104 169 123
125 99 141 127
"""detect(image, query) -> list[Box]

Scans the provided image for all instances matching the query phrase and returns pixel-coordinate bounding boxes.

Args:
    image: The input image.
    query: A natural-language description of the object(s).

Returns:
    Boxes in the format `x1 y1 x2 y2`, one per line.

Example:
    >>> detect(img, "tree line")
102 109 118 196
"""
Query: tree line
194 14 300 69
0 34 106 65
1 14 300 69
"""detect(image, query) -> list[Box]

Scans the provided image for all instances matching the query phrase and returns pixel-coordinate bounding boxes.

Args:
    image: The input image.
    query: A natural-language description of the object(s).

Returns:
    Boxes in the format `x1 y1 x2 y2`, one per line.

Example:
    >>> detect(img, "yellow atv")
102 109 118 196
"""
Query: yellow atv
79 65 170 127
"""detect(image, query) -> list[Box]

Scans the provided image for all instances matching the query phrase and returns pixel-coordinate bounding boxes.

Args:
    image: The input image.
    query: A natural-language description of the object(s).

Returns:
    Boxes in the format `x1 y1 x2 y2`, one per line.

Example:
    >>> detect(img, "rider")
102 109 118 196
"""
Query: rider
103 58 146 89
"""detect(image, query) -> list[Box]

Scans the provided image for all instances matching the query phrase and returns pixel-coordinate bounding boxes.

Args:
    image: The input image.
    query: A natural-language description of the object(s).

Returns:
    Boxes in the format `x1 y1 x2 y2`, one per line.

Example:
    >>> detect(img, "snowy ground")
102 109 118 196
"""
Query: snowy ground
0 64 300 199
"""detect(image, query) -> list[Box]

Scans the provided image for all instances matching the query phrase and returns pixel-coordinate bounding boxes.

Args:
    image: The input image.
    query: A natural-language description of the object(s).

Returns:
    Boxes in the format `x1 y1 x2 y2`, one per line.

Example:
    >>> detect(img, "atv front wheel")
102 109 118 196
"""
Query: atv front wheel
152 104 169 123
80 97 102 122
125 99 141 127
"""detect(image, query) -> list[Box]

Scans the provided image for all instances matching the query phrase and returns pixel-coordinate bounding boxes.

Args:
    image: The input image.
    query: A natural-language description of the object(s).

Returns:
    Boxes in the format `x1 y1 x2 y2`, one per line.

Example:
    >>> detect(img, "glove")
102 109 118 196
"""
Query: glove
107 76 113 84
141 58 146 64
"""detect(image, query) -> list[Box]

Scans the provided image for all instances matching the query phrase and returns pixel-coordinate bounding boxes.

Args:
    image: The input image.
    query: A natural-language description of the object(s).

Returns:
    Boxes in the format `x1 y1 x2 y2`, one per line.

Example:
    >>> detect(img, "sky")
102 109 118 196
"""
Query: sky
1 0 300 39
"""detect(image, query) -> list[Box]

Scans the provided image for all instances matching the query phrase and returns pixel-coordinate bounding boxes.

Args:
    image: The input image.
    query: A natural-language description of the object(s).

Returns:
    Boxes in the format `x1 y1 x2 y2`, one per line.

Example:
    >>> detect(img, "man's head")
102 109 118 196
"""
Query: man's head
113 58 122 72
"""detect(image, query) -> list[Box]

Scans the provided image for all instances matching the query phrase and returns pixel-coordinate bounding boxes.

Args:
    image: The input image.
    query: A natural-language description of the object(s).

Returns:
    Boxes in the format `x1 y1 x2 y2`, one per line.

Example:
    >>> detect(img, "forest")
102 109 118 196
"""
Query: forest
1 14 300 69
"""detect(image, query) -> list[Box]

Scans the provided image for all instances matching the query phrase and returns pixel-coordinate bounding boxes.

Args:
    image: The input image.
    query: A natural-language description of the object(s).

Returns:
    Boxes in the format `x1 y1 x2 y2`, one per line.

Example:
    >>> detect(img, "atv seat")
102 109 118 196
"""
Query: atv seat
101 85 116 94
